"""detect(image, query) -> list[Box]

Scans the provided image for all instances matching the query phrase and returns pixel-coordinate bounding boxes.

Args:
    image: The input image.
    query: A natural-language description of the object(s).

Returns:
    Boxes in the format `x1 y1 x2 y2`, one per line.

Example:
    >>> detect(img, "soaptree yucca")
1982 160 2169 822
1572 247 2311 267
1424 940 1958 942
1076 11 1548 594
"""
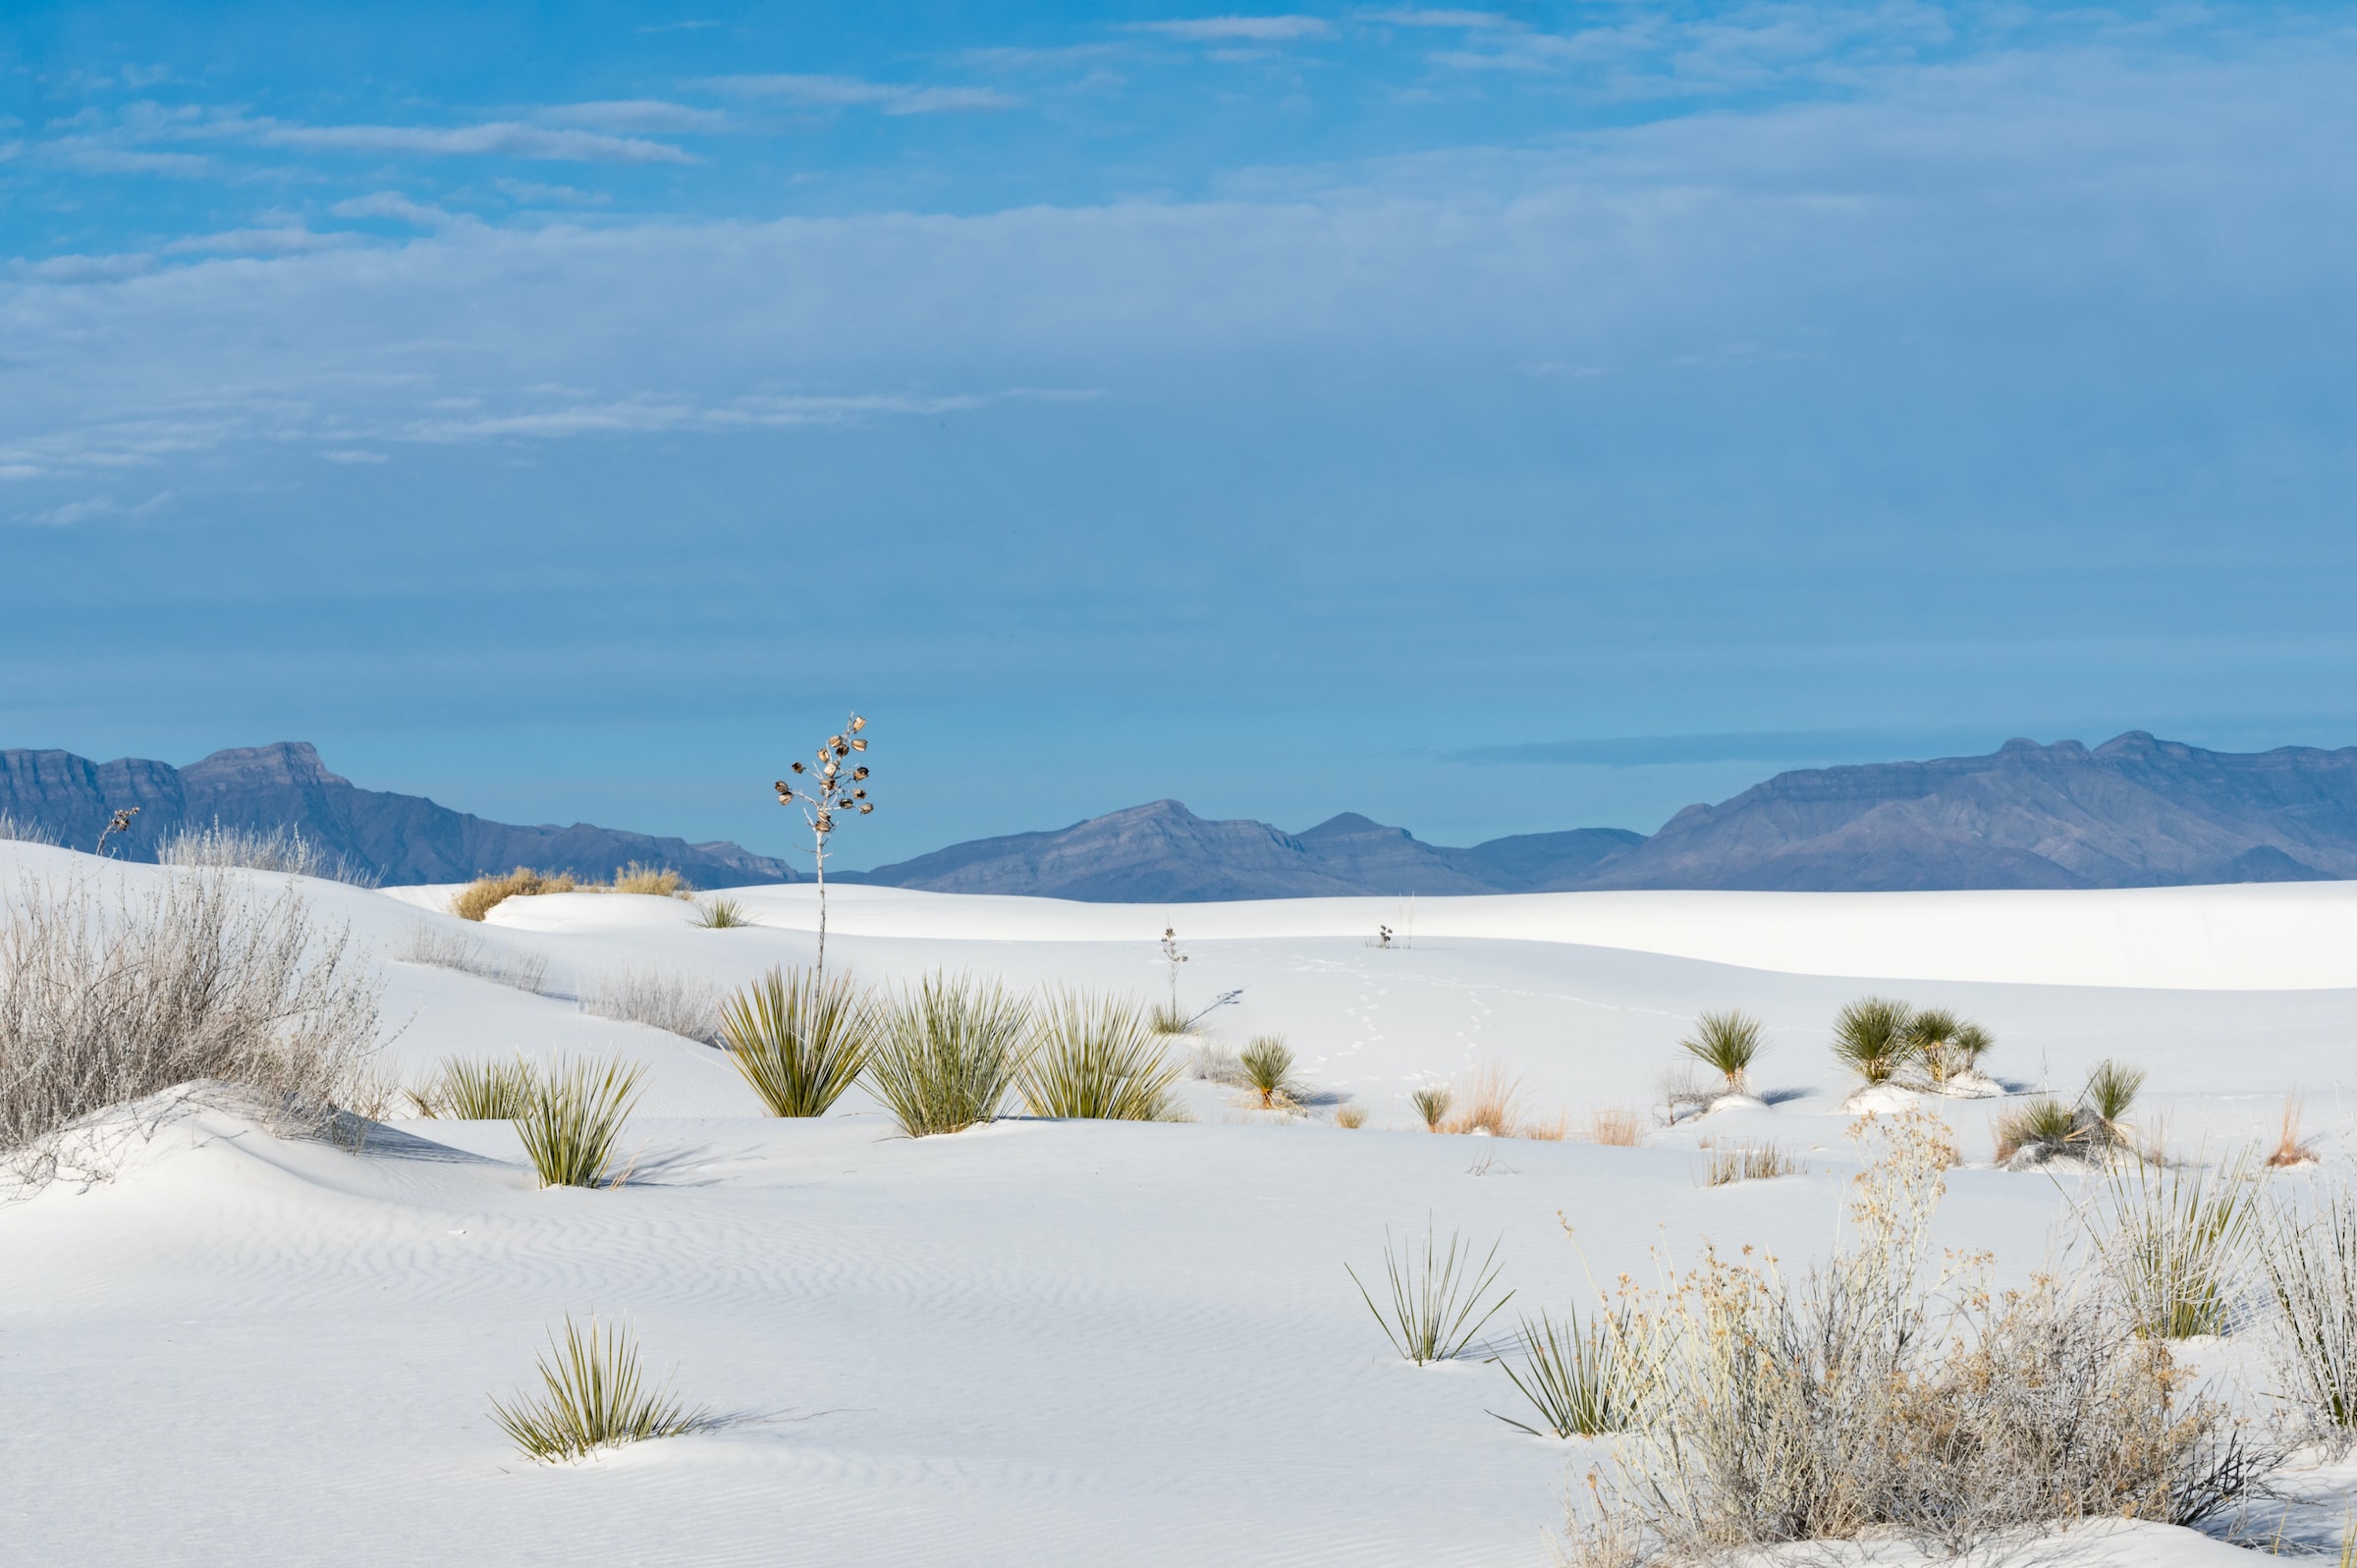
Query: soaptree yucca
773 713 872 976
720 965 874 1117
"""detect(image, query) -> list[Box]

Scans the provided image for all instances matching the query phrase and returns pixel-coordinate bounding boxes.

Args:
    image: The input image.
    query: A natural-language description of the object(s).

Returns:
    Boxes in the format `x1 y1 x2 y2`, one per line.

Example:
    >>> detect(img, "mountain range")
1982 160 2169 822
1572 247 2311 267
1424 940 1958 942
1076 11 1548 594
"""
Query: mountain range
4 731 2354 896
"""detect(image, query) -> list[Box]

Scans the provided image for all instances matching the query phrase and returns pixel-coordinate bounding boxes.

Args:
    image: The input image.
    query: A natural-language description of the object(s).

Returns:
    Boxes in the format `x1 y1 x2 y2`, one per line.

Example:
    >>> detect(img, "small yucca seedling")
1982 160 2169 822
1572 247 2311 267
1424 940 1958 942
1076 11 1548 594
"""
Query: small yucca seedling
866 973 1030 1137
1680 1009 1762 1095
1832 996 1916 1085
1239 1035 1296 1108
1994 1096 2082 1163
436 1054 537 1119
489 1315 708 1462
1021 987 1183 1121
516 1054 646 1188
1346 1219 1514 1365
1412 1086 1452 1131
694 896 751 929
720 965 874 1117
2080 1058 2147 1147
1489 1304 1640 1437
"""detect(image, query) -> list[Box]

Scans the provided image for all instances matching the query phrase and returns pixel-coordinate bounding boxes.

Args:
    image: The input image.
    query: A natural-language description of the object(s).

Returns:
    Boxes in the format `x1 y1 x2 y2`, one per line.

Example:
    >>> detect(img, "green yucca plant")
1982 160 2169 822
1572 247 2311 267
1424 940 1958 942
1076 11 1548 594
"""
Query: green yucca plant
2256 1179 2357 1433
693 896 751 929
1490 1304 1642 1437
1680 1009 1762 1094
1994 1096 2082 1163
489 1315 708 1461
1906 1006 1963 1084
866 973 1030 1137
436 1054 537 1119
719 965 873 1117
2088 1150 2259 1339
1411 1086 1452 1131
516 1054 646 1188
1950 1021 1994 1072
1346 1219 1514 1365
1020 988 1182 1121
1239 1034 1296 1108
2081 1058 2147 1147
1832 997 1916 1085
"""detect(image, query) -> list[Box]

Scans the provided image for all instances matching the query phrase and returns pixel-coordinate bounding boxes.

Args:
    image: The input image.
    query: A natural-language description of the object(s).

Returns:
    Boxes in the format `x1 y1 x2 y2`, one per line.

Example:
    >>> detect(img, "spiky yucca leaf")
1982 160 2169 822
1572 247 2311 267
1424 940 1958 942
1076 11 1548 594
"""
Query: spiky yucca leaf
1994 1096 2081 1162
1680 1009 1762 1093
1490 1304 1642 1436
1348 1220 1514 1365
489 1315 707 1461
693 896 750 929
516 1054 646 1188
867 973 1030 1137
720 965 873 1117
2089 1151 2259 1339
1240 1035 1296 1108
1020 988 1182 1121
2082 1058 2147 1144
1411 1086 1452 1131
1833 997 1916 1085
437 1054 537 1119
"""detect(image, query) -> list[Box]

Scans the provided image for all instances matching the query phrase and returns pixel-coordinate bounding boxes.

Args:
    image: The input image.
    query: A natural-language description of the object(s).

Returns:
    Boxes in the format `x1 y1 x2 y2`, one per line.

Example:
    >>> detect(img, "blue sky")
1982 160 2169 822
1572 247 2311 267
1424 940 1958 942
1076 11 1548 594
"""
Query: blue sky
5 3 2357 866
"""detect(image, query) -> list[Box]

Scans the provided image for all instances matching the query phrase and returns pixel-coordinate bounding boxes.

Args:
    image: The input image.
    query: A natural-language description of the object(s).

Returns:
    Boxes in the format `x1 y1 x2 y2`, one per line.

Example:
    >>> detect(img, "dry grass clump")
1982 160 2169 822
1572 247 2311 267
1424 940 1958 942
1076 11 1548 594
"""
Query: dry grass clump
0 811 61 846
1587 1107 1645 1147
1411 1086 1452 1131
1679 1009 1761 1095
610 862 686 897
453 867 576 922
1239 1035 1297 1108
1022 988 1183 1121
719 965 874 1117
158 821 380 887
1560 1108 2273 1564
2257 1176 2357 1438
866 973 1030 1137
515 1054 645 1188
582 964 720 1044
1491 1304 1640 1437
1346 1219 1514 1365
1522 1109 1571 1142
1703 1141 1807 1187
394 922 549 994
2267 1094 2319 1168
1444 1061 1523 1136
1335 1104 1368 1129
490 1315 708 1461
0 870 381 1170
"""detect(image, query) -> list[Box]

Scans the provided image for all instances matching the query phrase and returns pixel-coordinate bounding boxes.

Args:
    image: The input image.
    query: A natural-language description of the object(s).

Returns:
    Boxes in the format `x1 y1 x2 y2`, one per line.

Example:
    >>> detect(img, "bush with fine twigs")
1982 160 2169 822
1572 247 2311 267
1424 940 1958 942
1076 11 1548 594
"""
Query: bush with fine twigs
2257 1175 2357 1439
1239 1035 1296 1108
1347 1218 1514 1365
157 821 381 888
515 1055 646 1188
582 964 719 1044
0 811 61 846
1020 988 1182 1121
0 870 381 1172
720 965 873 1117
490 1315 709 1461
866 973 1030 1137
395 922 549 995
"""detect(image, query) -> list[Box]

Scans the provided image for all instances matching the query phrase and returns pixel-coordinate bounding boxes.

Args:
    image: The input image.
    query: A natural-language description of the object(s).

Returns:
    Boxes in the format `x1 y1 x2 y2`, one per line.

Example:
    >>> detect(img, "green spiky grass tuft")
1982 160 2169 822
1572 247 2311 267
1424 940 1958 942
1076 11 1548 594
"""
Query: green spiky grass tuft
489 1315 708 1461
1832 996 1916 1085
516 1054 646 1188
1239 1035 1296 1108
1020 988 1183 1121
720 965 873 1117
1680 1009 1763 1093
1347 1219 1514 1365
866 973 1031 1137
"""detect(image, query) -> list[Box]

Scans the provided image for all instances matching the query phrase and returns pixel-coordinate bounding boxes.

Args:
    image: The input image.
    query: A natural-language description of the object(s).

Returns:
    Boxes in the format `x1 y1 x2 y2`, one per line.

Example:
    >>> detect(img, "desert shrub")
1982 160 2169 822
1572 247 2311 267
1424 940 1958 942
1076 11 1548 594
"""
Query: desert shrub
2267 1094 2319 1168
1185 1043 1248 1086
1020 988 1182 1121
1346 1219 1513 1365
1703 1142 1807 1187
719 965 873 1117
394 922 549 994
1445 1061 1523 1135
2081 1058 2147 1147
1588 1107 1645 1147
158 820 380 888
1411 1086 1452 1131
0 811 61 846
452 867 576 922
1562 1108 2275 1563
1522 1109 1571 1141
1680 1009 1762 1095
1993 1096 2081 1164
1831 997 1915 1085
2085 1150 2259 1340
582 964 720 1044
692 896 750 929
1491 1304 1640 1437
610 862 687 897
866 973 1030 1137
515 1054 645 1188
1335 1104 1367 1129
1238 1035 1296 1108
2256 1176 2357 1437
0 870 381 1166
430 1054 537 1119
490 1315 708 1461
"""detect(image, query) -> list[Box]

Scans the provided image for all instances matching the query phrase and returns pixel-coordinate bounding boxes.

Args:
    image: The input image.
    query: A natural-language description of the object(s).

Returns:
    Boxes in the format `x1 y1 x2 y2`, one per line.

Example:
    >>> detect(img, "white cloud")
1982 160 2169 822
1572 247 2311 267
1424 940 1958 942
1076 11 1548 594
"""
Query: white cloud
494 179 611 206
703 74 1021 114
48 139 212 177
1358 8 1508 24
1128 16 1334 41
538 100 730 133
256 121 695 165
331 191 458 226
162 226 356 255
319 449 389 463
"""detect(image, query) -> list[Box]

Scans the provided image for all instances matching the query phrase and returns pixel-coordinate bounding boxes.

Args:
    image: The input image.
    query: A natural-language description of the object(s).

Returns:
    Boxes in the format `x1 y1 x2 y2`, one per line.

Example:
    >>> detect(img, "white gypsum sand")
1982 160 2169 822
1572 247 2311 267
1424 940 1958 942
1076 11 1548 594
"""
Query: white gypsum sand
6 839 2356 1565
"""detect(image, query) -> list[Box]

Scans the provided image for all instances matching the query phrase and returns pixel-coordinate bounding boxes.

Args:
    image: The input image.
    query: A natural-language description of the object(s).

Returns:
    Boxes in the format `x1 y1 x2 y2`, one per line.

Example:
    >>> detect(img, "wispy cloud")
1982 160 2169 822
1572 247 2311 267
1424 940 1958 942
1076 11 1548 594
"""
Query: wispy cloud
331 191 459 226
702 74 1020 114
494 179 611 206
1128 16 1334 41
47 139 212 177
537 99 730 133
256 120 695 164
1358 8 1510 26
161 226 356 255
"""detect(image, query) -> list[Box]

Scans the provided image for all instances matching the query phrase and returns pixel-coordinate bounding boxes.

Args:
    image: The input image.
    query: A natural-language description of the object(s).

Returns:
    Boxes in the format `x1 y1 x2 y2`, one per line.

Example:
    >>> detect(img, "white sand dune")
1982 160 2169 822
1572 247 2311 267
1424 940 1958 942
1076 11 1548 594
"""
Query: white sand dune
6 842 2355 1564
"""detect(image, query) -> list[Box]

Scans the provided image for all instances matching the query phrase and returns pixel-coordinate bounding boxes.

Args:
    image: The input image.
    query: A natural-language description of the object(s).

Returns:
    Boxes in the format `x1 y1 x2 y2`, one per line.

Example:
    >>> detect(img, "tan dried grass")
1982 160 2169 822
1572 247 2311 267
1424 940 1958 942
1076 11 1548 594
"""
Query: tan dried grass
1587 1106 1645 1147
1442 1061 1523 1136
